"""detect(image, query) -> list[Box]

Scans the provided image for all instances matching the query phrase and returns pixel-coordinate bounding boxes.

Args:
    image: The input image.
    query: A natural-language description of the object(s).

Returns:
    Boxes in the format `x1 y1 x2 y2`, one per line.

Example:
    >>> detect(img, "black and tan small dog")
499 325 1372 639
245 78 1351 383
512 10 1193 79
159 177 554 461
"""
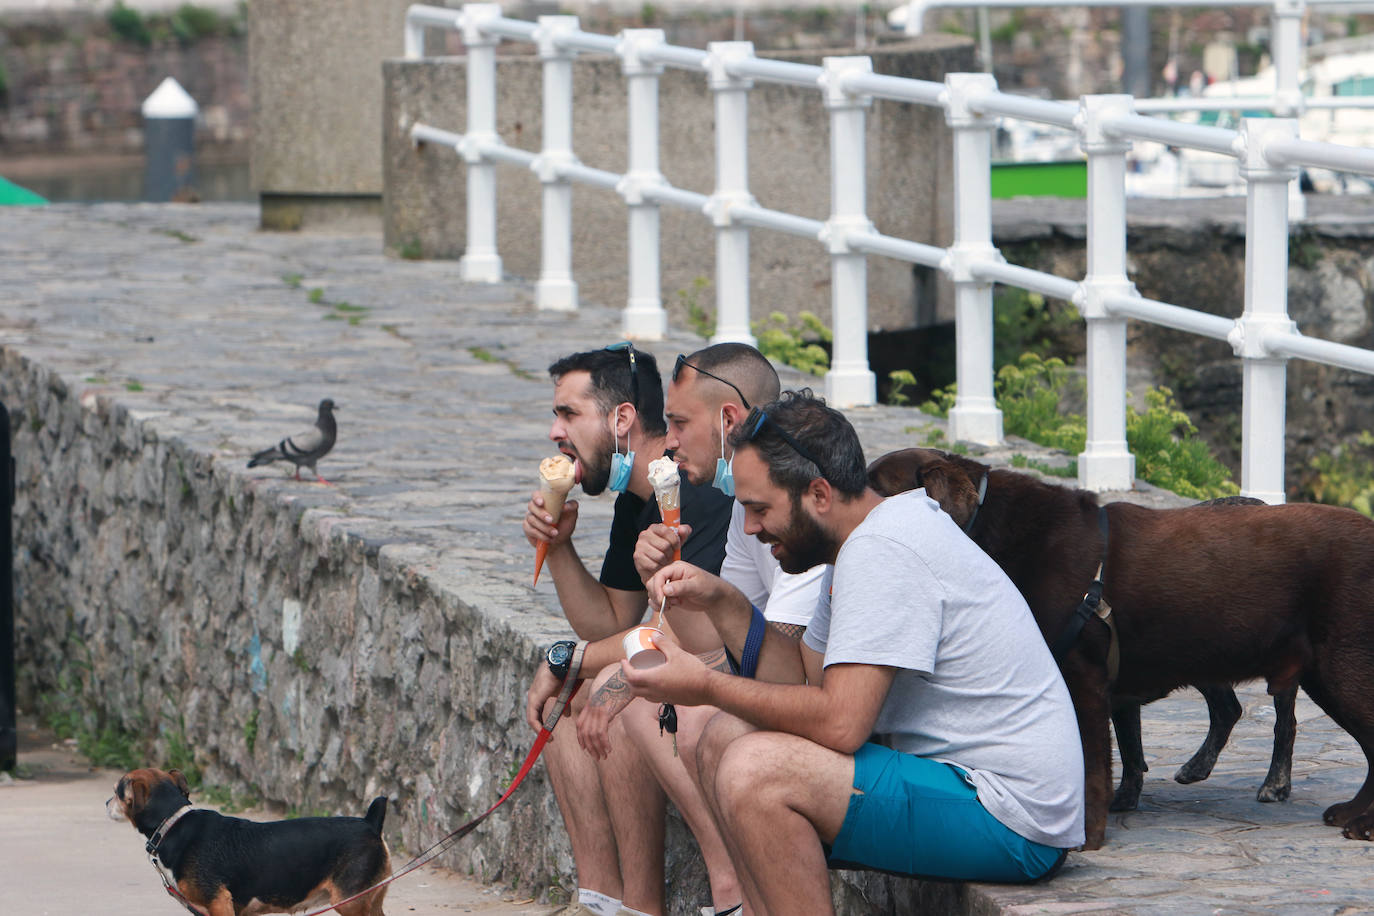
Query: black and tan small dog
108 767 391 915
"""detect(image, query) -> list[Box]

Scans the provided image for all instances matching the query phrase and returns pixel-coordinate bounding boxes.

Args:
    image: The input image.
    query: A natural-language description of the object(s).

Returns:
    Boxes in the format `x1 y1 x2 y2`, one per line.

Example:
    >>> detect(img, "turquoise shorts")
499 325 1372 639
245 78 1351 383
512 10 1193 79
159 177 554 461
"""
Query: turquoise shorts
826 742 1068 884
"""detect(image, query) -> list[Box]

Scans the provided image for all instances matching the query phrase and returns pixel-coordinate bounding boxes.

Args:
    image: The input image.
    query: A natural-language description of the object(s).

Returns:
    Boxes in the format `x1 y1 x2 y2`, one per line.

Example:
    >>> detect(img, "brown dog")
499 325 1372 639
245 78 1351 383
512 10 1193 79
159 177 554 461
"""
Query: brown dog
108 767 391 915
868 447 1374 850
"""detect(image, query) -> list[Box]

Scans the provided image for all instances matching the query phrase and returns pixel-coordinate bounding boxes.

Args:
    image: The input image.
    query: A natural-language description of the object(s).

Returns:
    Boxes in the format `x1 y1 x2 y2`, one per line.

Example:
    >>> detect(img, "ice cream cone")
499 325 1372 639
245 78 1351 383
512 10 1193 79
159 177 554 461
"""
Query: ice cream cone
534 455 577 586
647 456 683 562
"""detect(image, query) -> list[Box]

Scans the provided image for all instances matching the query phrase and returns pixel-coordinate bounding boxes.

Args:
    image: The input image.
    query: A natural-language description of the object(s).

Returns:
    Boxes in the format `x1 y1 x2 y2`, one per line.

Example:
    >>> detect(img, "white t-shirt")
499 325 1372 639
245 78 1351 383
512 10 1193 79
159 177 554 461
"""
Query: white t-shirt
720 501 826 626
803 490 1086 849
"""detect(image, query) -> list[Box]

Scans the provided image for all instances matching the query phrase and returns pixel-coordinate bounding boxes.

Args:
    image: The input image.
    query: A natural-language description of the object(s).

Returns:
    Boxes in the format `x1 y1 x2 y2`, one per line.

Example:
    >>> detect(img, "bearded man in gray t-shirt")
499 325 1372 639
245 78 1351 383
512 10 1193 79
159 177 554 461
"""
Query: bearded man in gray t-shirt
622 390 1084 913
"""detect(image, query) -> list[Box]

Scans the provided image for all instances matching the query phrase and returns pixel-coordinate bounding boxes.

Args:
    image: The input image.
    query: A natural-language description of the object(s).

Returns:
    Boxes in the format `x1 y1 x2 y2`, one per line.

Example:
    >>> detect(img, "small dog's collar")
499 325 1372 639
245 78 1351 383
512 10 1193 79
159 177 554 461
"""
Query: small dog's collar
146 804 195 861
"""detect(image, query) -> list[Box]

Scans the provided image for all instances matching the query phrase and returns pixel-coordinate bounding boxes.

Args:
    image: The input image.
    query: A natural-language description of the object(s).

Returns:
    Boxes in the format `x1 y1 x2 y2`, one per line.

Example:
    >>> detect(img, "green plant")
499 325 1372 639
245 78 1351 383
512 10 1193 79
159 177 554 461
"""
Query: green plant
243 708 259 755
108 2 152 46
920 353 1237 499
753 311 831 375
169 4 224 43
282 273 304 289
1010 453 1078 478
398 237 424 261
1125 387 1238 499
163 725 203 788
993 287 1080 370
678 276 714 339
469 346 497 363
126 380 144 392
887 369 917 406
1304 431 1374 517
308 287 325 304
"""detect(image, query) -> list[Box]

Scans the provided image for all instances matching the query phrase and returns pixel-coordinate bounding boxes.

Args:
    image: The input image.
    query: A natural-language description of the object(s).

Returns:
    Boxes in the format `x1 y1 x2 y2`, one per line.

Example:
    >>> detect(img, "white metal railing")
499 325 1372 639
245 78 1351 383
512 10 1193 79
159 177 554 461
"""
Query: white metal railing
402 3 1374 504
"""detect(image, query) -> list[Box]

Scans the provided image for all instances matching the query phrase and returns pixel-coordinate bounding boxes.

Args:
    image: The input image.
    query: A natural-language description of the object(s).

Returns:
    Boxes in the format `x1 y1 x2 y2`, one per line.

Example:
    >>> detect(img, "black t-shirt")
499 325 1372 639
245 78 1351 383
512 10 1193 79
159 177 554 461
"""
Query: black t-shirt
598 469 733 592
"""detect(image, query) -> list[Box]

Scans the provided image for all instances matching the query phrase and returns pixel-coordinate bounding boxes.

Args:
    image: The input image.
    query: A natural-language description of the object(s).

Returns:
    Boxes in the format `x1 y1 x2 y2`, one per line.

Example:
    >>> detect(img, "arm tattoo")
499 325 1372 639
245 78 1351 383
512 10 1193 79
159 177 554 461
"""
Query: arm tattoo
770 621 807 640
697 648 733 673
588 670 633 710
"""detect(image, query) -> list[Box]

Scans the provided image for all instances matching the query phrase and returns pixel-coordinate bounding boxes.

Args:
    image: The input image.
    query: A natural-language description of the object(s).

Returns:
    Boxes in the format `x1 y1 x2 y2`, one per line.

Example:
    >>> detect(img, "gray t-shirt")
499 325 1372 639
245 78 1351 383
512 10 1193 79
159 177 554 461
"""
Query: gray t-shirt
803 490 1085 849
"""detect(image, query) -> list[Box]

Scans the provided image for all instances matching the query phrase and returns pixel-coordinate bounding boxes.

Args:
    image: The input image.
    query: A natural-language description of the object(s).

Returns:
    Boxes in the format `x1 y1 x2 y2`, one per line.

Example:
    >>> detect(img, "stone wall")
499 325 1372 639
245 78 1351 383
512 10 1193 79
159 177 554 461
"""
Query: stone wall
383 36 972 333
4 348 578 896
0 12 249 156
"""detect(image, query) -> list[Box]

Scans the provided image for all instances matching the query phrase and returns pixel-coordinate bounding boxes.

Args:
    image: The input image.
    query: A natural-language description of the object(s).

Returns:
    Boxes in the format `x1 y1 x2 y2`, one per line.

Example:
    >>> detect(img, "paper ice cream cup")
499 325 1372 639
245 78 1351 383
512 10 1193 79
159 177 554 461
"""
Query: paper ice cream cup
622 626 666 669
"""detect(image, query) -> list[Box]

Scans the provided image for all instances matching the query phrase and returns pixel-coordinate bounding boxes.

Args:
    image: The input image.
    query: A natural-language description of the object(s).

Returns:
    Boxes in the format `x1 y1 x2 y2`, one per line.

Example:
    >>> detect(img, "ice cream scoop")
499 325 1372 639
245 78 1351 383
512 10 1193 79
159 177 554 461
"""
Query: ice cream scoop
534 455 578 586
647 455 682 562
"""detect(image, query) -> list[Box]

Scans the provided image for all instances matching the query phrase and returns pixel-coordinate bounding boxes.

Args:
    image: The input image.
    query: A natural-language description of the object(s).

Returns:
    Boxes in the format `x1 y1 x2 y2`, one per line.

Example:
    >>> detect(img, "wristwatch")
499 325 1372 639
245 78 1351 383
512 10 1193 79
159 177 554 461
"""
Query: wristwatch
546 640 579 680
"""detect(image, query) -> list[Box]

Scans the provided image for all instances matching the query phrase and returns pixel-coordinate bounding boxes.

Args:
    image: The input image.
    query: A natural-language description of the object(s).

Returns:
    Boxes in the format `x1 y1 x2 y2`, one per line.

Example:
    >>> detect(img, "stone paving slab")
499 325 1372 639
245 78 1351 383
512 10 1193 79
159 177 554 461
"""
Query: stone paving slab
3 203 1371 914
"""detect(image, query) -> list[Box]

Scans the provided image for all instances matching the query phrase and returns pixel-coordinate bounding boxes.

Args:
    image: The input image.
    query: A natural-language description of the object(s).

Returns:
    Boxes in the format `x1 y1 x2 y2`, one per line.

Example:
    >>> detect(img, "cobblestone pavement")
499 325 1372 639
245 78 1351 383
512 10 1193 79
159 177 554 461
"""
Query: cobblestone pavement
3 203 1371 914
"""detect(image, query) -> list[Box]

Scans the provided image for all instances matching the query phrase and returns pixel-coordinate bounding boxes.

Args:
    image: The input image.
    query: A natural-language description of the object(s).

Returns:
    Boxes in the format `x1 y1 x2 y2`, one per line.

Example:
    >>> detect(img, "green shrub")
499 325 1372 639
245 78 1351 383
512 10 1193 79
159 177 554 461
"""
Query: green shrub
919 353 1237 499
170 4 225 42
887 369 917 406
754 311 831 376
108 2 152 46
1305 430 1374 517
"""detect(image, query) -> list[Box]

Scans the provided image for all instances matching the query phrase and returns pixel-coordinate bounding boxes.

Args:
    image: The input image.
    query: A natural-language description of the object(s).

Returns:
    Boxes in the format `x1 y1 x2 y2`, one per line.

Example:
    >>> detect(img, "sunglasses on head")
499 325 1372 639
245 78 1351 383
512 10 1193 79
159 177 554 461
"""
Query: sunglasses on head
604 341 639 409
673 354 750 410
743 406 830 482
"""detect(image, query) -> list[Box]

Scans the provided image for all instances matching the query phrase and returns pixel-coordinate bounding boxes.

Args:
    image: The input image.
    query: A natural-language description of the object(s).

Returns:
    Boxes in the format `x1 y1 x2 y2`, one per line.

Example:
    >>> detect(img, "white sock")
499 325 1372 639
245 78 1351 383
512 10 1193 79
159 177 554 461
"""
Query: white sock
578 888 622 916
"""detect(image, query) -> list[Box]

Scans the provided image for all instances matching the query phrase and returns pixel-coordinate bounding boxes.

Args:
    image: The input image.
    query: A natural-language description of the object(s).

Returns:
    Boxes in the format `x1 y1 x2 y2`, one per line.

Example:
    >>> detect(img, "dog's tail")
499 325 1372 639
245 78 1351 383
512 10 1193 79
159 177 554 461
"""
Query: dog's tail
364 796 387 834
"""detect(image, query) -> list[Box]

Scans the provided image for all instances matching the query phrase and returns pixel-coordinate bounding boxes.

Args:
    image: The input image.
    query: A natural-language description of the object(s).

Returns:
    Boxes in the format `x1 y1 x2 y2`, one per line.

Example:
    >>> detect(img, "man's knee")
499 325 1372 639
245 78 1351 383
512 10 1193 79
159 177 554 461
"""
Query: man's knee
696 711 754 781
709 728 782 814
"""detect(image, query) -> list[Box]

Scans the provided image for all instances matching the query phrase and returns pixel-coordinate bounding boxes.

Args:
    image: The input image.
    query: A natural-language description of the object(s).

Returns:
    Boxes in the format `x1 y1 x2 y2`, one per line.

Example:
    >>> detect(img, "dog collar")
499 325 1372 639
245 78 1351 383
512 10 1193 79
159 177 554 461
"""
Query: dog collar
146 804 195 861
961 472 989 536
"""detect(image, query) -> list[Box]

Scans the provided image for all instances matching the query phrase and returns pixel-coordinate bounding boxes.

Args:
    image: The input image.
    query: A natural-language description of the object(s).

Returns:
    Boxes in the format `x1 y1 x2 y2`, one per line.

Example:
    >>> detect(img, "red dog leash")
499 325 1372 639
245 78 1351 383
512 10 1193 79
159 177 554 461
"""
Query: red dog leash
153 647 586 916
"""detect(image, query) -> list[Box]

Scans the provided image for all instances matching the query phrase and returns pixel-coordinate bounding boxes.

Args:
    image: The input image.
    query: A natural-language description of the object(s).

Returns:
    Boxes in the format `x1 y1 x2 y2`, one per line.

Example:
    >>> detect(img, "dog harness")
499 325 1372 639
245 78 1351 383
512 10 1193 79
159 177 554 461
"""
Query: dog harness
1049 507 1120 683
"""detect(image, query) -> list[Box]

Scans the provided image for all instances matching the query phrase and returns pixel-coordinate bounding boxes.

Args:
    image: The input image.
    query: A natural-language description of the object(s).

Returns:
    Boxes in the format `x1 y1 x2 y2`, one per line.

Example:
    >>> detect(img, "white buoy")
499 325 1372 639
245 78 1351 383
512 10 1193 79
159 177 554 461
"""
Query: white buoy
142 77 199 202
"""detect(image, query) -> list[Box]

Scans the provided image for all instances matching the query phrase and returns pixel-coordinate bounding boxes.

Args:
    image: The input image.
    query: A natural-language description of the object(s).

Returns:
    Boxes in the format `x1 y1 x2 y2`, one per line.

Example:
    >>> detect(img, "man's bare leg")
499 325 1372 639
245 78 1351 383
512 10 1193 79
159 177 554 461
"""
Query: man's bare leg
543 691 624 903
620 699 744 911
712 732 855 916
589 668 667 914
694 712 762 913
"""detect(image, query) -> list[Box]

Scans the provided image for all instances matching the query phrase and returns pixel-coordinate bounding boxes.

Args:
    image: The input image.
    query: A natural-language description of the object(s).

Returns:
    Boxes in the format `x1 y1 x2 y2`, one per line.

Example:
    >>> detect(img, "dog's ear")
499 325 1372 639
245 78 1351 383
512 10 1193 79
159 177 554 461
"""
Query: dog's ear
169 769 192 800
914 461 980 531
867 448 926 497
127 776 151 812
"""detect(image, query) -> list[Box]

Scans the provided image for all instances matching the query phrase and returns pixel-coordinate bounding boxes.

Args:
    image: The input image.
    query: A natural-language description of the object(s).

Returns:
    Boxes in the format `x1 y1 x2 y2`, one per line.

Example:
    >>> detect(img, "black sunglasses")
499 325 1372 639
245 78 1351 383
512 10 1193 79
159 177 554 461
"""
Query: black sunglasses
605 341 639 409
744 407 829 482
673 354 751 410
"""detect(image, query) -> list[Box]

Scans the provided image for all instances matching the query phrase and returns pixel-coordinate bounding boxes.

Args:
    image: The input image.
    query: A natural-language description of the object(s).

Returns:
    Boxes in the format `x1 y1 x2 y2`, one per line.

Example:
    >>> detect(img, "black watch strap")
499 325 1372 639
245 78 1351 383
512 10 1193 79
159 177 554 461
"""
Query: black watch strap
547 639 579 680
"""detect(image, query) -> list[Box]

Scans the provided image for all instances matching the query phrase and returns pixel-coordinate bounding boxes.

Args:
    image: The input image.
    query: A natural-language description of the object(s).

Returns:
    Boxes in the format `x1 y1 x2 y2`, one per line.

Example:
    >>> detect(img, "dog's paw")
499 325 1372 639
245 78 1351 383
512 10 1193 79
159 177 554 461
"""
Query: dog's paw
1341 813 1374 840
1324 800 1362 827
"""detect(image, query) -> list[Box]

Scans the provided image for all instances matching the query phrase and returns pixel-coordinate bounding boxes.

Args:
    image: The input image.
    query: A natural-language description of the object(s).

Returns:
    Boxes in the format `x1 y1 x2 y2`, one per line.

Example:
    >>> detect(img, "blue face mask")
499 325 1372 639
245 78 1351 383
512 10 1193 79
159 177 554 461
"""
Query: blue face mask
609 415 634 494
711 407 735 497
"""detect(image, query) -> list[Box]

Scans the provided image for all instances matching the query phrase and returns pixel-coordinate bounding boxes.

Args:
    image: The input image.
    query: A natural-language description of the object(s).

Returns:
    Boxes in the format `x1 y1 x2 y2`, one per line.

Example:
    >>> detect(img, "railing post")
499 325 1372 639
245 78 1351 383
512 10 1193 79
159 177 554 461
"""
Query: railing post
617 29 668 341
1231 117 1300 504
941 73 1003 445
1074 94 1137 492
821 57 878 408
459 3 504 283
1271 0 1307 220
532 16 580 311
705 41 758 347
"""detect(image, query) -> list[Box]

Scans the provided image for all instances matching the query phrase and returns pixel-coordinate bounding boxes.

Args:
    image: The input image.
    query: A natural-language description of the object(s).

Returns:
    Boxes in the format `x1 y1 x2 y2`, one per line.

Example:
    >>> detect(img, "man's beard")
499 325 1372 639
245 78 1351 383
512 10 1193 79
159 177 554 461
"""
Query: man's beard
763 497 836 574
566 425 615 496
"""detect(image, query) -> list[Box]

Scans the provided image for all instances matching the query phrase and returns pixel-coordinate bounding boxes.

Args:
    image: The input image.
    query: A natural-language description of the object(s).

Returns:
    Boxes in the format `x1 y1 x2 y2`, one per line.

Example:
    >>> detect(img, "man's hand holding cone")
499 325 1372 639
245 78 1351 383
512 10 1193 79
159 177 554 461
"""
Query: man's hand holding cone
532 455 578 585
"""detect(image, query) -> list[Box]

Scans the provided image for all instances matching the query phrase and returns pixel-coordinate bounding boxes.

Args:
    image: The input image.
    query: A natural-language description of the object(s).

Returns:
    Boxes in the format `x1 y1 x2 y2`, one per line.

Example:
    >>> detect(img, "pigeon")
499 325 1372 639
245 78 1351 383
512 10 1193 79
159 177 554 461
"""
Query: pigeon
248 398 338 483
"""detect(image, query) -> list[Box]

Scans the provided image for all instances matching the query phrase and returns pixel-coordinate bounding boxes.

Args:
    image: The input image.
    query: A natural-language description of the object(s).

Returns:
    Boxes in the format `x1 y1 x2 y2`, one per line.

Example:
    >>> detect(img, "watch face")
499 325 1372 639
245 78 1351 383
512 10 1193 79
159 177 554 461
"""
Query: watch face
549 642 572 667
